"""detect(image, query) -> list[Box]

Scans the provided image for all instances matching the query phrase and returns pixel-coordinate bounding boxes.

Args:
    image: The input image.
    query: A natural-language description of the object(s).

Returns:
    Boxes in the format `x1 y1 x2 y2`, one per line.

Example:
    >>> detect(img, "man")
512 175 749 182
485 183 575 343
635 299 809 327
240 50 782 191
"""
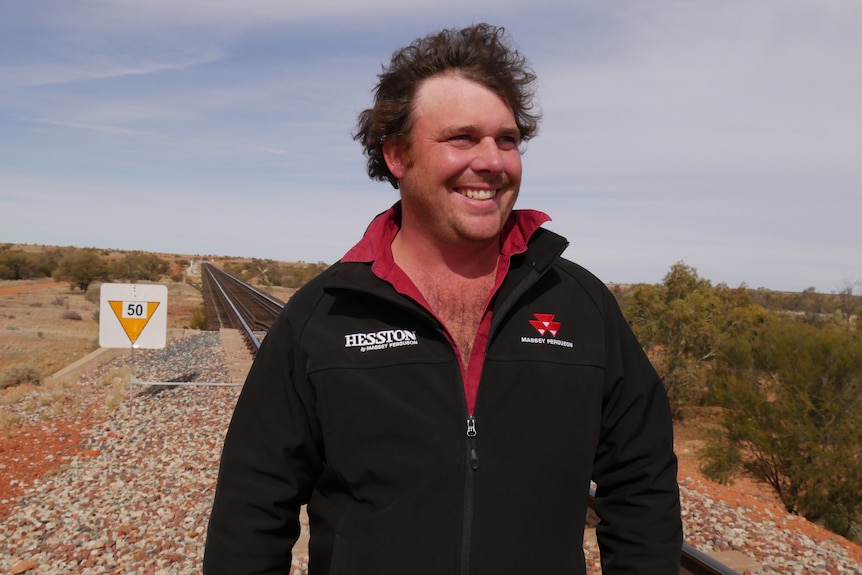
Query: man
204 23 682 574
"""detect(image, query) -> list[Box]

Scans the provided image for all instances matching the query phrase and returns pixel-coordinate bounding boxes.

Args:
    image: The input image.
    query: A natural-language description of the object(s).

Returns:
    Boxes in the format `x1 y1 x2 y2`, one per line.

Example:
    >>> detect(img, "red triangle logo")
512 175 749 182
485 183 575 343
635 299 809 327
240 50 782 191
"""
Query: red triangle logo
529 313 560 337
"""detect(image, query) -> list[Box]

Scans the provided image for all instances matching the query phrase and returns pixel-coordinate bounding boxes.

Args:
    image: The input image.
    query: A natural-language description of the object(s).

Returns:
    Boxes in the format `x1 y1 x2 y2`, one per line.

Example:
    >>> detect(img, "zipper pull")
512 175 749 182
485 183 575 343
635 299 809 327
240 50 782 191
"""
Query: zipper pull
467 416 479 470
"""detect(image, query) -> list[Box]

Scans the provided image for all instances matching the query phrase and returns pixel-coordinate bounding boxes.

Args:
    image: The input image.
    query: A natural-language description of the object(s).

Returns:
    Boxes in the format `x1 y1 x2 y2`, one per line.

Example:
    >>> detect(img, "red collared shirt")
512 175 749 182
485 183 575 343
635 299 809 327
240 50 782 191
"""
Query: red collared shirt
342 202 550 414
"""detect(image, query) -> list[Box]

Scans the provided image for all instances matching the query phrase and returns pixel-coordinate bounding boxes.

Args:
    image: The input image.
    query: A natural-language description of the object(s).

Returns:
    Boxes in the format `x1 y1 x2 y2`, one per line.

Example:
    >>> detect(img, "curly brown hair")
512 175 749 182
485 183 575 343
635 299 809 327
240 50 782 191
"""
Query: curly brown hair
354 23 541 189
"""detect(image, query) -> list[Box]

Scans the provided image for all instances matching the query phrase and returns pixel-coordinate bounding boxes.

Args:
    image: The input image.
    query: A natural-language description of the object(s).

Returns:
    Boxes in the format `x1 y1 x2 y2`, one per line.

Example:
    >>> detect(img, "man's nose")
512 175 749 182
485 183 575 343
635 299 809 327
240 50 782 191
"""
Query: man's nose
471 137 504 172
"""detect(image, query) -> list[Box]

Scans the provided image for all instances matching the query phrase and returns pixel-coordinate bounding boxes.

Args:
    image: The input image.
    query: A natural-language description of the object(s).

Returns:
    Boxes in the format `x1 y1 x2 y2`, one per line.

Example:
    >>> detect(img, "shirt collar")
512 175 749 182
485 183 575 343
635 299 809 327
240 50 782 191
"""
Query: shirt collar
341 201 551 269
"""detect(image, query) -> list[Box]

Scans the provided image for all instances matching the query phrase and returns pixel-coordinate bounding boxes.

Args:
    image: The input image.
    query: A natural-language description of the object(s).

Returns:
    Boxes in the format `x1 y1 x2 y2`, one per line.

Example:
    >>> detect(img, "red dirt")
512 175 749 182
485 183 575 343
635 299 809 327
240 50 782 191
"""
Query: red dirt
0 387 106 522
0 281 67 297
675 428 862 565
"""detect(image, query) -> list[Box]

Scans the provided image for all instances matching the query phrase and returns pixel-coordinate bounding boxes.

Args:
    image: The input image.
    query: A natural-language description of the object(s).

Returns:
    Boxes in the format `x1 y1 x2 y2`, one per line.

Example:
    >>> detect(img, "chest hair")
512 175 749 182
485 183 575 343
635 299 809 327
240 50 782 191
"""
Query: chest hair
417 275 494 366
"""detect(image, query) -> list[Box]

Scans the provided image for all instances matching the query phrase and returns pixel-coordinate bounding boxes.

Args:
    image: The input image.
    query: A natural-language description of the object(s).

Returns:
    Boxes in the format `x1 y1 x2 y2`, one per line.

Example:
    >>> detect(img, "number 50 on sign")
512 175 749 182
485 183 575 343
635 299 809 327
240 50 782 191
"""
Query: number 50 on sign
123 302 149 318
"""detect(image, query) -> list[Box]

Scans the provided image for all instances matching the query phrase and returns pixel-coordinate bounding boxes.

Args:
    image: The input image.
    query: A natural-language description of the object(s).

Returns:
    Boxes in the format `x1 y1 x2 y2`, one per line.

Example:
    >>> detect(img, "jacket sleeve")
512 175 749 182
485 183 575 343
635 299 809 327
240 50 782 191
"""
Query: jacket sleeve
591 290 683 574
203 311 323 575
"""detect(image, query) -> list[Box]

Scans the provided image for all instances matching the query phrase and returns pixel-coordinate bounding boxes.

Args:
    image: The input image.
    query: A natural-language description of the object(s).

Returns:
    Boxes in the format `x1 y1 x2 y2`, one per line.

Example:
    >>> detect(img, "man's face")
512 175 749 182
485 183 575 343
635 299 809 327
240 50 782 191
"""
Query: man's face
384 74 523 249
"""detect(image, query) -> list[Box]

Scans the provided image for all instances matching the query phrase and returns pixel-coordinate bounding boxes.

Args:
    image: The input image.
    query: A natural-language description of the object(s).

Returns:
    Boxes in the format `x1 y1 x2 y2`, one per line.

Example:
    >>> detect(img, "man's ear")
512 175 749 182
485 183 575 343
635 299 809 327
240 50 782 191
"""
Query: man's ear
383 136 408 181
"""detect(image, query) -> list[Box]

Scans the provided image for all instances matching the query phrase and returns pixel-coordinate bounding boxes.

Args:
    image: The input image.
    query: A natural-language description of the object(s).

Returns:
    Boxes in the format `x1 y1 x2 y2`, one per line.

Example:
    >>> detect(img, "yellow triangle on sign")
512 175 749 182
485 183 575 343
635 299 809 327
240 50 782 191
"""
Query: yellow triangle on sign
108 301 161 344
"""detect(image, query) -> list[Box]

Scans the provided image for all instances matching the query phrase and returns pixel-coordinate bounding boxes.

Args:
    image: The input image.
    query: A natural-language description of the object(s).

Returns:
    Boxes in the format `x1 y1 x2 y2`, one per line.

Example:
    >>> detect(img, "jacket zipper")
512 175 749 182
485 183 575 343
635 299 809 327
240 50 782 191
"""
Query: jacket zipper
458 263 555 575
461 414 479 575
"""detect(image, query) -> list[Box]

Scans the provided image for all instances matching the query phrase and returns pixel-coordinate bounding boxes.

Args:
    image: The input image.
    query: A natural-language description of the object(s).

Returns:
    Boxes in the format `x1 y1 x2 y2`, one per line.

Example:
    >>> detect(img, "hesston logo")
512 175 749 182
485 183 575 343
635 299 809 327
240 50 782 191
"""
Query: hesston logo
344 329 418 353
522 313 574 348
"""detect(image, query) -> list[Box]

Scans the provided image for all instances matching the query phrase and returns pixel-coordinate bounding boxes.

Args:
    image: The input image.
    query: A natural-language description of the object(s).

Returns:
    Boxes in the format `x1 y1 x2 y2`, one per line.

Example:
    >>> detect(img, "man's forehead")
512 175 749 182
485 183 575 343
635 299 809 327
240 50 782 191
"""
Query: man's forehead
413 76 517 128
415 75 502 104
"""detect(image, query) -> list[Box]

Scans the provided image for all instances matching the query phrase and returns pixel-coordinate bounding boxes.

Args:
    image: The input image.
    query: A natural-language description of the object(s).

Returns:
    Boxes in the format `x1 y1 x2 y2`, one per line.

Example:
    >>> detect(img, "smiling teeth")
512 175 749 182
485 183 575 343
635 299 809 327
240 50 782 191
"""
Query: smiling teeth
462 189 496 200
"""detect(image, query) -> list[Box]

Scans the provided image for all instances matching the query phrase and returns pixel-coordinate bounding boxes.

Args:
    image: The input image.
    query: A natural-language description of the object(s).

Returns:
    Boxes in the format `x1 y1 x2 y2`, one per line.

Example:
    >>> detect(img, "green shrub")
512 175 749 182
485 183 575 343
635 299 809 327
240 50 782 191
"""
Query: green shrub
704 318 862 537
190 304 208 330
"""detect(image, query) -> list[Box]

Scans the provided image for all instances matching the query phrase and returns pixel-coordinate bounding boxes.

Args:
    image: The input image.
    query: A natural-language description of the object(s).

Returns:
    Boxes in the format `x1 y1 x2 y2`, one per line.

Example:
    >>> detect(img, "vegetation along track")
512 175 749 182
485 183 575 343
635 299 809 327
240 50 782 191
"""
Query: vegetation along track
200 263 742 575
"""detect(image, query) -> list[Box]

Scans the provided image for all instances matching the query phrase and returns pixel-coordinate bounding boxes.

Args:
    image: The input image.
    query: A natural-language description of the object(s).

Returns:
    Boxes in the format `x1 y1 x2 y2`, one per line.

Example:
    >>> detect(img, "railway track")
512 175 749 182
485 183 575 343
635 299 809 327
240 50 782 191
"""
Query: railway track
681 546 741 575
201 262 284 353
200 263 743 575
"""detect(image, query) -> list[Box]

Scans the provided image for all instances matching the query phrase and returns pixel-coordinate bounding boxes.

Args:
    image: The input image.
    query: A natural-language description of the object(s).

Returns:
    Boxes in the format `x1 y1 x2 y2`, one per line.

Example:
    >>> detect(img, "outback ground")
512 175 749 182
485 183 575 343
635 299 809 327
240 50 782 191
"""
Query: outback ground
0 278 203 513
1 276 861 569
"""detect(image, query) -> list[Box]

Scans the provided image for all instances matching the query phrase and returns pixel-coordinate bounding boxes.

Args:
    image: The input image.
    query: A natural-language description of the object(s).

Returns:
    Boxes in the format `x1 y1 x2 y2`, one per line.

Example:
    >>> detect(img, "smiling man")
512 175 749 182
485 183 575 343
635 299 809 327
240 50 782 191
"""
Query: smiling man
204 23 682 575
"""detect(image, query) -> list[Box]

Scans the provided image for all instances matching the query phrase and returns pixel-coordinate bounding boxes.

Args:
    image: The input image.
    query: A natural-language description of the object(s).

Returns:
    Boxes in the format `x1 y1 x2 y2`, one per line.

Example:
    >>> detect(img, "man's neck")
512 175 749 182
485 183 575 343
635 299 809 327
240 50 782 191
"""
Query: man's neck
391 228 500 281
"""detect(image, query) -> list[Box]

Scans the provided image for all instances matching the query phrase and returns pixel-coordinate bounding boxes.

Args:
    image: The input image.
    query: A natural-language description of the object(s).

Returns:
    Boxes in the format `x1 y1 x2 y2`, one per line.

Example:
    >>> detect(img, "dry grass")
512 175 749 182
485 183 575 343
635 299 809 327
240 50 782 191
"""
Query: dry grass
100 366 131 411
0 281 99 380
0 279 204 419
0 408 21 438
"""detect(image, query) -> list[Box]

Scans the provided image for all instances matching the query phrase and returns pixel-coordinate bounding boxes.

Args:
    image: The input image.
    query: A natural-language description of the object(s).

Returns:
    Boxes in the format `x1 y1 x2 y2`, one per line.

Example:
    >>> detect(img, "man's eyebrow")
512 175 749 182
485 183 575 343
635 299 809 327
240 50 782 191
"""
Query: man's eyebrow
440 124 479 135
441 125 521 137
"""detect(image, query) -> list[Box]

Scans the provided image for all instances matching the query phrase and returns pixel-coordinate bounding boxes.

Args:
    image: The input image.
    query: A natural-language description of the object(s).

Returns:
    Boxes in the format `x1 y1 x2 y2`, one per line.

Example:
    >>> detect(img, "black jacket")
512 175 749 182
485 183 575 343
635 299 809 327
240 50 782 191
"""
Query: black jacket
204 226 682 574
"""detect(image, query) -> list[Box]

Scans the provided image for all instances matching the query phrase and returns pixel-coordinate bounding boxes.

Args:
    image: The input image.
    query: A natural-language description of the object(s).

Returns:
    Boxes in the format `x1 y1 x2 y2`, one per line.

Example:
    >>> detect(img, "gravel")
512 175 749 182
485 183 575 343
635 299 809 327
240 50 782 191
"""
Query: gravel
2 332 861 574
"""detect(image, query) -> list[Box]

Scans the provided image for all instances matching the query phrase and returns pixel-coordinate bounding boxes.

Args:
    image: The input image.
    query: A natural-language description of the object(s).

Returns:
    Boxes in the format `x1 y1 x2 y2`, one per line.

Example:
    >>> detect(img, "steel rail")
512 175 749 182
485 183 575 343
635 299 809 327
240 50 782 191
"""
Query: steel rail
201 263 284 353
681 544 742 575
203 263 743 575
203 264 283 326
206 266 262 350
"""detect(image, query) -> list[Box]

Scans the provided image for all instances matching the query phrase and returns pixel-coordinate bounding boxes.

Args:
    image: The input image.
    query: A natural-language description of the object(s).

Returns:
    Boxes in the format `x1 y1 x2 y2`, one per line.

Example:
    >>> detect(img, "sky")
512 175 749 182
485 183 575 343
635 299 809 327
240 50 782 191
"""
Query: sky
1 1 860 293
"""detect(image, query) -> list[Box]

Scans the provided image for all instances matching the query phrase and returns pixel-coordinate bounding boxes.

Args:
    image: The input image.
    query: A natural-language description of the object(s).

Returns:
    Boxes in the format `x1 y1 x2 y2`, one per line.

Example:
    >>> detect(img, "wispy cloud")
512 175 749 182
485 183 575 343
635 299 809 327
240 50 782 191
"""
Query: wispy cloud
1 52 223 89
21 117 156 138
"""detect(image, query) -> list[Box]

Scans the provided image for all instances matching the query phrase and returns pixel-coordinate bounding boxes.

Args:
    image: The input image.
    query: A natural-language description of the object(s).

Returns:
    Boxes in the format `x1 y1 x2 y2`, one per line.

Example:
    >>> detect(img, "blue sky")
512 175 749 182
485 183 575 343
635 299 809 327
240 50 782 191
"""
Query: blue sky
2 1 859 292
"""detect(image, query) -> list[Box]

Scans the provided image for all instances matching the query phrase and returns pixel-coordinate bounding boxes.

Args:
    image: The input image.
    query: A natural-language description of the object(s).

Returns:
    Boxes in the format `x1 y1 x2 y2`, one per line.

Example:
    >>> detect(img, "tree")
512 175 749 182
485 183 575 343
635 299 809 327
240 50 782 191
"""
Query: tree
703 317 862 538
835 279 862 327
53 249 110 292
109 251 170 281
624 262 767 417
0 249 34 280
31 247 65 277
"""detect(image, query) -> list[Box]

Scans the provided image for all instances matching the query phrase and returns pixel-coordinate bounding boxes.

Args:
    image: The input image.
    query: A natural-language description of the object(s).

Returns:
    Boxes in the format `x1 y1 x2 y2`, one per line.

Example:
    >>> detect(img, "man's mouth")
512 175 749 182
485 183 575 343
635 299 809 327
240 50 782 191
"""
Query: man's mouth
457 188 498 200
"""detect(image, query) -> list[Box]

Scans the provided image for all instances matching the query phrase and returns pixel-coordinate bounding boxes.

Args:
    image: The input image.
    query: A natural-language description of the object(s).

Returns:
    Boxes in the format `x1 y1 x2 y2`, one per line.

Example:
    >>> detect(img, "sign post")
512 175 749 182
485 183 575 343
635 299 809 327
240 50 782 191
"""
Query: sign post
99 283 168 393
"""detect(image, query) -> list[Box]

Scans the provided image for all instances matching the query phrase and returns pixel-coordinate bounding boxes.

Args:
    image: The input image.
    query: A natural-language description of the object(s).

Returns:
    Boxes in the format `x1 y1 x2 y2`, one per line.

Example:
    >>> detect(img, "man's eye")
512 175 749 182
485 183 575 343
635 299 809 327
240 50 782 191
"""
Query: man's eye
497 136 519 150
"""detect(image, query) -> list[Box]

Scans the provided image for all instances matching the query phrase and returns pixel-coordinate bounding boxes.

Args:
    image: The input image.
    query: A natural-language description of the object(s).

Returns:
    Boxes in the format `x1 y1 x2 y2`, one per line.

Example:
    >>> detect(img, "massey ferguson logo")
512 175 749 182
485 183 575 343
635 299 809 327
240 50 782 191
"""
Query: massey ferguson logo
522 313 573 348
529 313 560 337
